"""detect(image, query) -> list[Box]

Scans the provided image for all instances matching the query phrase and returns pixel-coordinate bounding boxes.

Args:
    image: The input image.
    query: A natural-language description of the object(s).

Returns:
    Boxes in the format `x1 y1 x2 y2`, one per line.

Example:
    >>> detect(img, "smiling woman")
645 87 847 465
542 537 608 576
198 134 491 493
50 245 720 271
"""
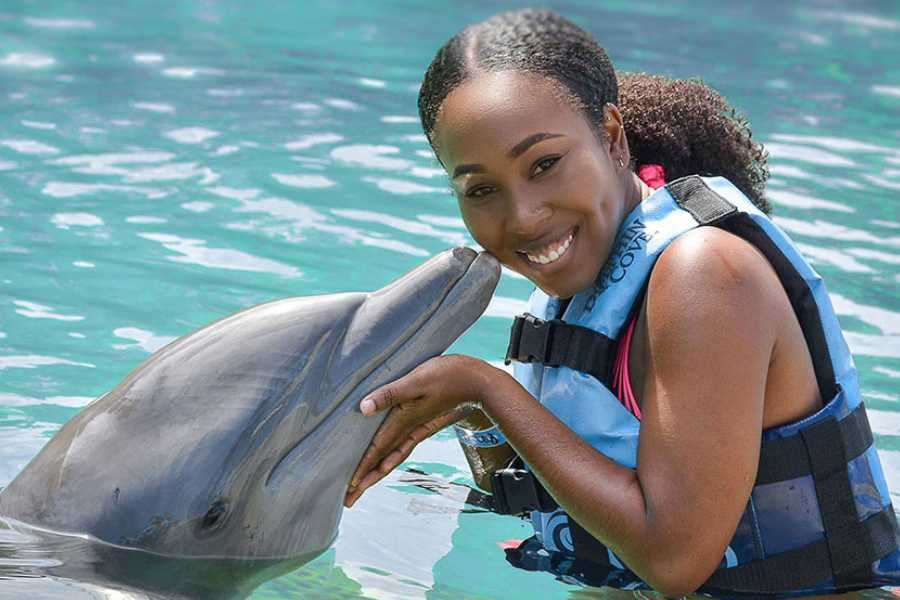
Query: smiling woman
344 7 900 599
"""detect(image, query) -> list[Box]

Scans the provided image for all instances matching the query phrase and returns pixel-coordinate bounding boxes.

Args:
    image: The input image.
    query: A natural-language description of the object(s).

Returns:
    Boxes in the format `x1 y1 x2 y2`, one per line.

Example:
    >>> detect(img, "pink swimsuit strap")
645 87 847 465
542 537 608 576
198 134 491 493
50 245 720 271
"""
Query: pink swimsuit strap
610 164 667 421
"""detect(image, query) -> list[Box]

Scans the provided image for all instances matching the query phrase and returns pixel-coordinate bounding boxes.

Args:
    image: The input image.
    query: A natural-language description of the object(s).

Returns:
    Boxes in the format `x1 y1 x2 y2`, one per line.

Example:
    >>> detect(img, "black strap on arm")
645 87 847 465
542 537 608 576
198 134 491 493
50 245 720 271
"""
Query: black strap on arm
505 314 617 386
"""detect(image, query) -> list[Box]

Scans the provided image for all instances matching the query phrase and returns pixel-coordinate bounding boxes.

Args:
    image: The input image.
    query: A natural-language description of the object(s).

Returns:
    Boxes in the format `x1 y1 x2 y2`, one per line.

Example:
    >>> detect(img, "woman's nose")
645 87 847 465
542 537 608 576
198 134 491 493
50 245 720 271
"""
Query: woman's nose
506 190 550 238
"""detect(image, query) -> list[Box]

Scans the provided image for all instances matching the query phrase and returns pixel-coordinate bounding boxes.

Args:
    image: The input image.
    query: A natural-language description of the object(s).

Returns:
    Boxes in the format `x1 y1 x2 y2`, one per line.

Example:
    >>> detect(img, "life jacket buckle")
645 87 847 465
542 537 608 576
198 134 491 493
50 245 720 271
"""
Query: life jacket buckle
491 461 558 515
505 314 557 365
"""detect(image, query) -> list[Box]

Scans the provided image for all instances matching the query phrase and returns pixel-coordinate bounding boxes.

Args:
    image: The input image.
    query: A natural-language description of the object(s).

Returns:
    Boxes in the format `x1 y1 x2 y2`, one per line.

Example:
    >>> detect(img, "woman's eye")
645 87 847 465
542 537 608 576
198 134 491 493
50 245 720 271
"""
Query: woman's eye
465 185 494 199
531 155 561 177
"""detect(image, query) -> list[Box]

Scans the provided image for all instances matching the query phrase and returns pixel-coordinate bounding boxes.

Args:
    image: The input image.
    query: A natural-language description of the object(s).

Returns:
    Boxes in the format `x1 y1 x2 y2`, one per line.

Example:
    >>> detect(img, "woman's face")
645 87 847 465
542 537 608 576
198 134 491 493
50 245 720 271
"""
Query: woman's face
432 71 632 299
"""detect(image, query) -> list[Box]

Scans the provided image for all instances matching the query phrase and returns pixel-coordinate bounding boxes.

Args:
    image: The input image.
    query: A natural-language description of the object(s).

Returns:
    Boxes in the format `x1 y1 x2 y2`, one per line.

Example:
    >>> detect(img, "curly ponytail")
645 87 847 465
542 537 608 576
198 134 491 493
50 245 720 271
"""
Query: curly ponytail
417 8 771 213
618 72 770 213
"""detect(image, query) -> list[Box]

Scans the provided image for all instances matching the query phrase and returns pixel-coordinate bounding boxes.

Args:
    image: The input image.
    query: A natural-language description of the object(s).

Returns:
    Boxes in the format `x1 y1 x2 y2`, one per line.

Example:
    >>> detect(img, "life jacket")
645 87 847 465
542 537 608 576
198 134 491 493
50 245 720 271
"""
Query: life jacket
500 175 900 596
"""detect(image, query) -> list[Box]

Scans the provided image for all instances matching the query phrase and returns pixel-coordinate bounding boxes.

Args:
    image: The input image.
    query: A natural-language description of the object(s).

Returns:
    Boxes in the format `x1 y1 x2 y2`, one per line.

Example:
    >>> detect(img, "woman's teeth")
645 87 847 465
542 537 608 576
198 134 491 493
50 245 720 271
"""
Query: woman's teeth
526 231 574 265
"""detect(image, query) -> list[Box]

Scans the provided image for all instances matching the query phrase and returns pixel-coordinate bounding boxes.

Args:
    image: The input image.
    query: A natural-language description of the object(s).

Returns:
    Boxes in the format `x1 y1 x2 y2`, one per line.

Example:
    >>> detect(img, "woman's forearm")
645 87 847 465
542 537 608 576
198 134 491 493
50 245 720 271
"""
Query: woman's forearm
476 363 679 590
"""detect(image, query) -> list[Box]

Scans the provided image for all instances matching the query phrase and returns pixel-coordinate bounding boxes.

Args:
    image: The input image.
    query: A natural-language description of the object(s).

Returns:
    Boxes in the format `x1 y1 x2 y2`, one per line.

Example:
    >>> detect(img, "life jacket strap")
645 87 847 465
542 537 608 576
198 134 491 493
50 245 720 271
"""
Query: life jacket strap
490 456 559 515
704 505 900 593
505 314 616 385
667 175 738 225
757 399 871 485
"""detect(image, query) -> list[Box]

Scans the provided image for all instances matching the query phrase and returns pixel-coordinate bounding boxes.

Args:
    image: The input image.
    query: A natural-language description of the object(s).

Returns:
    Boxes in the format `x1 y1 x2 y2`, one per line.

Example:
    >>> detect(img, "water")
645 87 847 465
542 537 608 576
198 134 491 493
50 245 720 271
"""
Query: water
0 0 897 597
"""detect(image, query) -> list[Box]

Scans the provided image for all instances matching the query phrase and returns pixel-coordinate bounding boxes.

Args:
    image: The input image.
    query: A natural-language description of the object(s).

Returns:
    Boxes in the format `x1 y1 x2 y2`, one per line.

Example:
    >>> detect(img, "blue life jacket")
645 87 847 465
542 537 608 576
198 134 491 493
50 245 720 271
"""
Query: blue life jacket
502 175 900 596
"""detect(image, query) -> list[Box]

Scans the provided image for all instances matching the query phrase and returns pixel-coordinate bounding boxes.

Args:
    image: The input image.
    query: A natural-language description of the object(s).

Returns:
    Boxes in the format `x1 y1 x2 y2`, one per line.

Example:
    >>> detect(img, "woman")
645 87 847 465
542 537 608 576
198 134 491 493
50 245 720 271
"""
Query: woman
343 9 899 597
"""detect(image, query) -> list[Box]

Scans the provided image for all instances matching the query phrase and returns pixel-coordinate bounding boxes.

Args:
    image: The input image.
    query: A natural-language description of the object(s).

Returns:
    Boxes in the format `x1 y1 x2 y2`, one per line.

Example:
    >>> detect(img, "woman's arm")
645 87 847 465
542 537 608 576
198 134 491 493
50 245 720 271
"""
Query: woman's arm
480 228 781 594
347 228 782 596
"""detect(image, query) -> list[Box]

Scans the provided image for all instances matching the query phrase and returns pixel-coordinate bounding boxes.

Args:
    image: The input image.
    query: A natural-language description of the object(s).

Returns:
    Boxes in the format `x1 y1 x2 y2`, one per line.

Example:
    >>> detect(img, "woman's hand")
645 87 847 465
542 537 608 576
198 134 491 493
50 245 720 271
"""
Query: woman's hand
344 354 498 508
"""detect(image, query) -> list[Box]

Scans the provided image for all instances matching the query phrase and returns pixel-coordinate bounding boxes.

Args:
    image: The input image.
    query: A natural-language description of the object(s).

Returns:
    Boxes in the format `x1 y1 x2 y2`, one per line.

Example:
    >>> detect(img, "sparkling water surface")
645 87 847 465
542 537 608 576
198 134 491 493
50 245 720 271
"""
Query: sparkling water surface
0 1 898 598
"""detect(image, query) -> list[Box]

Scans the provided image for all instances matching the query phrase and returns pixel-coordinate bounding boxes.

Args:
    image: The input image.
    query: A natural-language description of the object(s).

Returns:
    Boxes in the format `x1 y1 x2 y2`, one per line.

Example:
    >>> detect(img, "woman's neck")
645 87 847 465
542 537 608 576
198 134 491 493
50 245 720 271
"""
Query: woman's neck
623 171 653 216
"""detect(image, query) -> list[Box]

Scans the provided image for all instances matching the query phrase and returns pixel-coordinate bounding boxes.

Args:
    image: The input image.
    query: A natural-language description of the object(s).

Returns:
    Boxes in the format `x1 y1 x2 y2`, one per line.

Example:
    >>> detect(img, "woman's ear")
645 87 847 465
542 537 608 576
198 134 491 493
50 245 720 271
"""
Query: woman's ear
602 103 630 168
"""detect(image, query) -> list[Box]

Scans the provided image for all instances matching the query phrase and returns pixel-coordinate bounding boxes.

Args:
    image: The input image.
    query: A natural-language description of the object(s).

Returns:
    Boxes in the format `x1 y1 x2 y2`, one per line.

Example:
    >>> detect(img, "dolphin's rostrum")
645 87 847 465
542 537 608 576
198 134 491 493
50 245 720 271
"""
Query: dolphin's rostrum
0 248 500 569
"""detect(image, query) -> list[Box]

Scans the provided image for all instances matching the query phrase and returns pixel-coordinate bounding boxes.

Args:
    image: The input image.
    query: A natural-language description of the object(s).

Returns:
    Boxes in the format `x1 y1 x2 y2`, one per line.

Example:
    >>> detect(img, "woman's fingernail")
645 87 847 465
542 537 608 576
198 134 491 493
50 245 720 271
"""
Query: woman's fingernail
360 397 375 415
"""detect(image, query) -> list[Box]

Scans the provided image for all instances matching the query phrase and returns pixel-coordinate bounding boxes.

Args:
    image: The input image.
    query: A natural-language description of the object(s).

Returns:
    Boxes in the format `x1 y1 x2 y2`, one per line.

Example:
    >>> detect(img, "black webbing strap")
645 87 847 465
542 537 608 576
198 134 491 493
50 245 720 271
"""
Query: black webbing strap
491 456 559 515
719 213 840 406
801 413 880 587
666 175 738 225
704 506 899 594
756 401 872 485
505 314 617 385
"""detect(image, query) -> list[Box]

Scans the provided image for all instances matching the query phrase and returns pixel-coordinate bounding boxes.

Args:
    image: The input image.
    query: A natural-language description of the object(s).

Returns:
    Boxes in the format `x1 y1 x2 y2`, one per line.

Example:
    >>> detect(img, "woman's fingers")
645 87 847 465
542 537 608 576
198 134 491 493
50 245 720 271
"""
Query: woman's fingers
345 405 473 508
348 407 424 490
361 372 423 416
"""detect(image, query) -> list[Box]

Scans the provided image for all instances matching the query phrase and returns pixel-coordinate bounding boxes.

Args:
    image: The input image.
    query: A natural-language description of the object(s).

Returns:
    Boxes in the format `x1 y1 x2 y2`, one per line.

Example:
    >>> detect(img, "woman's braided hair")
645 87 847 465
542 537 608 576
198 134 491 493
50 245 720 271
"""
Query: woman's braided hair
418 8 770 213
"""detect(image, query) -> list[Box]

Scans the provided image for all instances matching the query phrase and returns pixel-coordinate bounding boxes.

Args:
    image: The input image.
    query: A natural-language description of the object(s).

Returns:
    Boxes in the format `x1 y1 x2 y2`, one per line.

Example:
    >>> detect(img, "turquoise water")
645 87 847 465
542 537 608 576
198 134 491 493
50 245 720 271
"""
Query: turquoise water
0 1 898 597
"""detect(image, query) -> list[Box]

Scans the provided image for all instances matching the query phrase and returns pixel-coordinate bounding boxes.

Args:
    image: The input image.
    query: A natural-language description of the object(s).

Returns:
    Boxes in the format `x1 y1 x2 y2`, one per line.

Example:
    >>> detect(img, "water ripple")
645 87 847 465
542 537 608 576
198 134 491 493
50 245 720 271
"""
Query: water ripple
162 66 224 79
138 232 300 278
131 102 175 114
112 327 176 353
52 151 175 170
381 116 419 124
324 98 361 111
331 145 413 170
0 393 92 408
846 248 900 265
1 139 60 155
21 121 57 130
133 53 164 64
0 355 94 370
873 85 900 99
23 17 96 29
272 173 336 189
331 209 466 244
795 243 873 273
42 182 167 199
51 213 104 229
362 177 445 195
13 301 84 322
284 133 343 151
181 201 214 213
776 217 900 246
770 133 898 155
164 127 220 144
765 142 855 167
0 53 56 68
768 189 853 212
234 197 430 256
831 293 900 336
359 78 386 89
484 296 529 319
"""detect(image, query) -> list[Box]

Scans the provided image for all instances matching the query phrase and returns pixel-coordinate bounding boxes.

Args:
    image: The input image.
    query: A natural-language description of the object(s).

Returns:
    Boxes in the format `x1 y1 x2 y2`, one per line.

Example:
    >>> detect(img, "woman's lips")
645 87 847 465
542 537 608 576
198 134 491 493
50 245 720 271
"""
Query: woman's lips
519 228 576 266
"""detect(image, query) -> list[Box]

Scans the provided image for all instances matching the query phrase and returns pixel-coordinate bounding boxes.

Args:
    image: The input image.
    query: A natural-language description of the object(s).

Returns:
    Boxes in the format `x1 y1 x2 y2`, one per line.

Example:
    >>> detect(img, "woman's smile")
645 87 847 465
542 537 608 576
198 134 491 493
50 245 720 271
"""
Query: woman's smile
517 226 576 268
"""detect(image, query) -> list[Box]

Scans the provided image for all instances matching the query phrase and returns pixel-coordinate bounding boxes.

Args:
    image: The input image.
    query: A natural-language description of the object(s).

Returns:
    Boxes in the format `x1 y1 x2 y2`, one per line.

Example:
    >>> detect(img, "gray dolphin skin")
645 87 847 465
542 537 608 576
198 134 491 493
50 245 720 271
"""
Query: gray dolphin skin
0 248 499 573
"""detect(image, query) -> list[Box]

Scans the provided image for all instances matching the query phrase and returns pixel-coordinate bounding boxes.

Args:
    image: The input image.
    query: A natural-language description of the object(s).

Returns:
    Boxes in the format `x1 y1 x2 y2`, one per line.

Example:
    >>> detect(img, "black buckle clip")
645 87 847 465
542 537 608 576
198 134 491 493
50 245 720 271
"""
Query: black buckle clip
491 464 556 515
505 314 556 366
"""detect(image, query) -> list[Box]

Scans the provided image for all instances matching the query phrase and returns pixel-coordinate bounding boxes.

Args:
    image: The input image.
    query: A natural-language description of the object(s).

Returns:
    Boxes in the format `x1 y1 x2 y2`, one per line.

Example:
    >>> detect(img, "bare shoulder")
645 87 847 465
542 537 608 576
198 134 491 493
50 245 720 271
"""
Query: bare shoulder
643 226 784 359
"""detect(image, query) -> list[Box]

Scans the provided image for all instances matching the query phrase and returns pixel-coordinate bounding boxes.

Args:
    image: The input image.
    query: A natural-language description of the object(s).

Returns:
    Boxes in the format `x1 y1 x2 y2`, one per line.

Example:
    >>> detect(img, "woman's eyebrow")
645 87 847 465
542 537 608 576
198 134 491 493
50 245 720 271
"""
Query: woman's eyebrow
451 132 564 179
509 132 563 159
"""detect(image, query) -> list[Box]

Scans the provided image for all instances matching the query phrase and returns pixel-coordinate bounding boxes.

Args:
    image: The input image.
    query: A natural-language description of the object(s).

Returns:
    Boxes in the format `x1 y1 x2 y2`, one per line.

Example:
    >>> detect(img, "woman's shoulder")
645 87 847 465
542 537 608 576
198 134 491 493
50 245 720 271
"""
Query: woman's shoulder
643 225 785 356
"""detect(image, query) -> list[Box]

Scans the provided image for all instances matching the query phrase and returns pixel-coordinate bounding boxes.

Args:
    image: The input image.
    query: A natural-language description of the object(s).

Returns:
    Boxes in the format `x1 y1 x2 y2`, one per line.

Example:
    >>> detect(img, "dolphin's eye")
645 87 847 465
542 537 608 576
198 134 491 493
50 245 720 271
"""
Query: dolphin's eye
201 499 229 531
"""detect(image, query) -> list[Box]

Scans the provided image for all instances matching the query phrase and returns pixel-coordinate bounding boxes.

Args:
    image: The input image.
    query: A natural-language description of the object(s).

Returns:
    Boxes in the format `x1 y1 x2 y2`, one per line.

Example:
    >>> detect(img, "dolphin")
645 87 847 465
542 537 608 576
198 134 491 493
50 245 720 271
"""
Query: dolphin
0 248 499 574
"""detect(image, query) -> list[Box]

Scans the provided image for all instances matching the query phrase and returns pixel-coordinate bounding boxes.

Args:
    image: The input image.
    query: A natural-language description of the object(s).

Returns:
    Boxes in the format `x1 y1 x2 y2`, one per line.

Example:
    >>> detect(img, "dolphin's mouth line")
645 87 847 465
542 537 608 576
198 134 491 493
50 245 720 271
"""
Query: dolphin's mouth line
264 251 483 487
